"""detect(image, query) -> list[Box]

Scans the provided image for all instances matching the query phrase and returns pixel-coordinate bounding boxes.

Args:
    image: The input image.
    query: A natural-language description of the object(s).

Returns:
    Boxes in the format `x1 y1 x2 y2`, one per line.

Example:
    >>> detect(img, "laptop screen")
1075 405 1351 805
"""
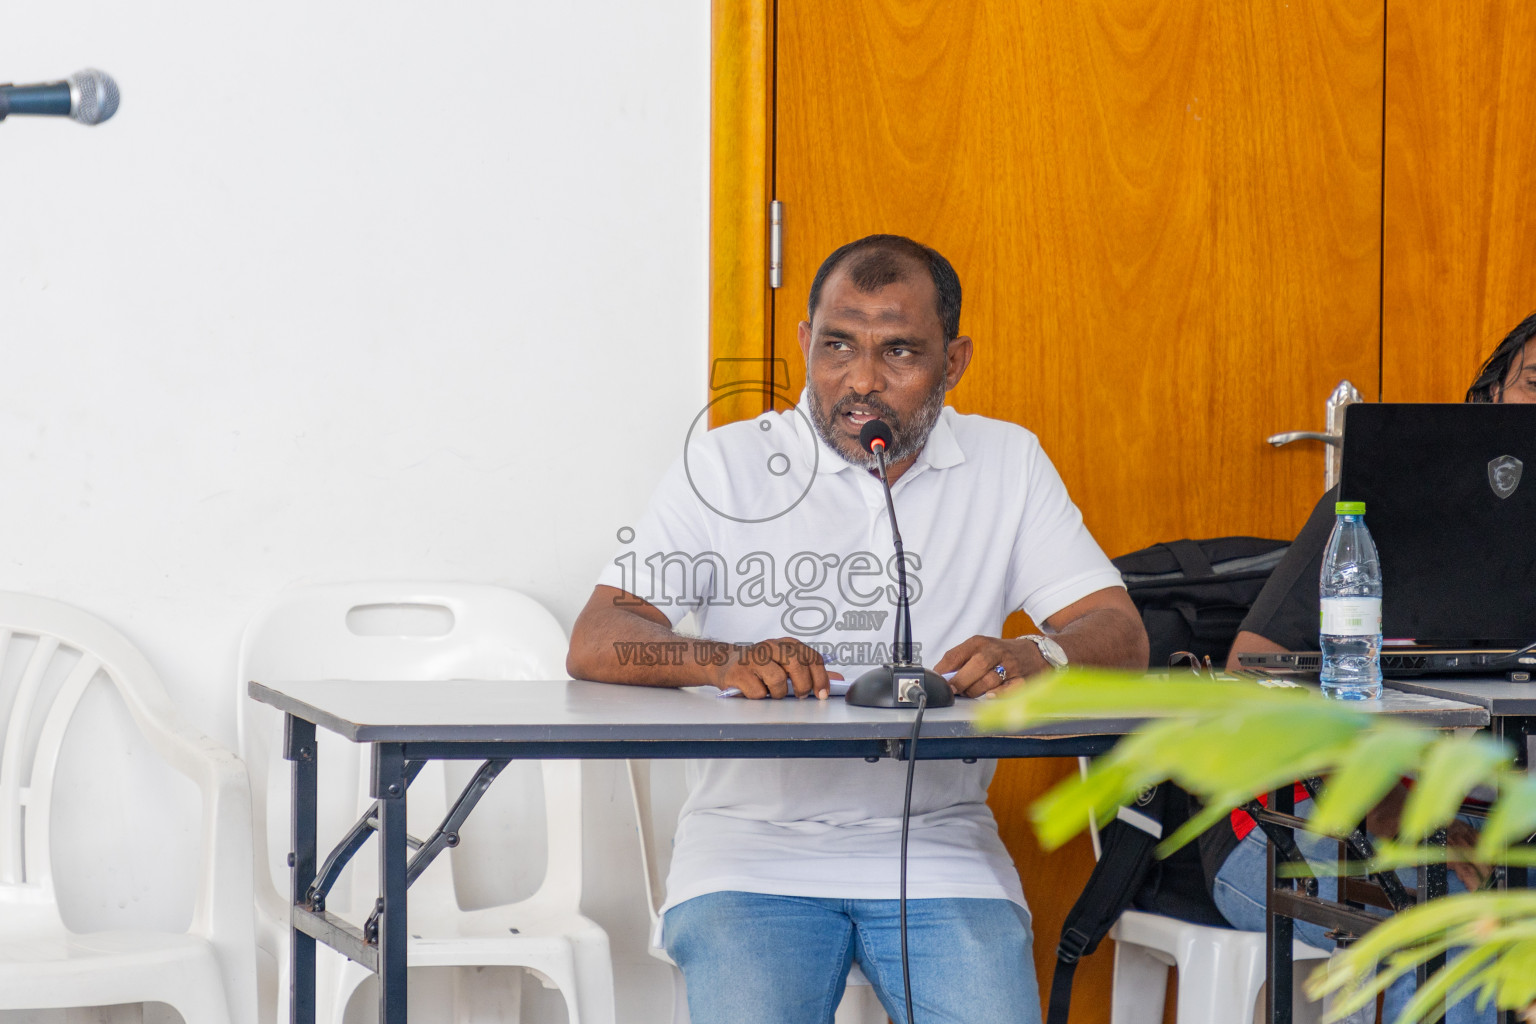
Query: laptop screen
1339 403 1536 647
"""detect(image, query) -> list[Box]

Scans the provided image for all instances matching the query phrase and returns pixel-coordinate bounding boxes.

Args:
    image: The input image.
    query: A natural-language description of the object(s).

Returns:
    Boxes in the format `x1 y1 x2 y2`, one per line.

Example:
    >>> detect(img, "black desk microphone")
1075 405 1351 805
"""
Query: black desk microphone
843 419 954 709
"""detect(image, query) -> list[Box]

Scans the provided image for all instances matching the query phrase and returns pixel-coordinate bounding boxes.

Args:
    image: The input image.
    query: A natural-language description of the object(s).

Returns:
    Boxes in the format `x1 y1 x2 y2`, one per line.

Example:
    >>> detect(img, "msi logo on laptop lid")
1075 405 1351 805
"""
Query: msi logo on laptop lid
1489 455 1523 499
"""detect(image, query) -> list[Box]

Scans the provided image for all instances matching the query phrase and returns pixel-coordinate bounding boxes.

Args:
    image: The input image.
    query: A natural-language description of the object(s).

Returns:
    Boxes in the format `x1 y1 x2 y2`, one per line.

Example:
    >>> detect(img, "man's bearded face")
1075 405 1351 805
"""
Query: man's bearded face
798 268 955 473
808 375 947 470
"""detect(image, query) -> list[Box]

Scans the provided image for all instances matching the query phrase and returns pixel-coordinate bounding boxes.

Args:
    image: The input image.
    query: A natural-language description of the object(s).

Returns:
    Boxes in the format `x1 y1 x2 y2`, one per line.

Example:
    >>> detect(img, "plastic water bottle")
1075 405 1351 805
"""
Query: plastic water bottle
1319 500 1383 699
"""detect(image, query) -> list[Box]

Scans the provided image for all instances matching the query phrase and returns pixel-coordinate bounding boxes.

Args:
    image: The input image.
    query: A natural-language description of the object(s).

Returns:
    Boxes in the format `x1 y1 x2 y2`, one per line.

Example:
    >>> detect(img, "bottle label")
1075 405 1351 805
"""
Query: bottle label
1321 598 1382 636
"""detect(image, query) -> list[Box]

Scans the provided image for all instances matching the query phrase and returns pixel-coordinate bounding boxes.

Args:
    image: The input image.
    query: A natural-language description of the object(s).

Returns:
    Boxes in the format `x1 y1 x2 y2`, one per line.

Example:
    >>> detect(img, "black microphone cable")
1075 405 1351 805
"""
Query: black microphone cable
899 685 927 1024
857 415 933 1022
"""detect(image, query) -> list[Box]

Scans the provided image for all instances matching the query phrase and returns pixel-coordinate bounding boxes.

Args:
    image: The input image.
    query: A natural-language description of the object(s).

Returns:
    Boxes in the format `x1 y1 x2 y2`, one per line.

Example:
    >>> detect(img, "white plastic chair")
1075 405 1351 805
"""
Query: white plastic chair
1079 760 1331 1024
0 590 256 1023
237 583 614 1024
1110 909 1330 1024
627 759 887 1024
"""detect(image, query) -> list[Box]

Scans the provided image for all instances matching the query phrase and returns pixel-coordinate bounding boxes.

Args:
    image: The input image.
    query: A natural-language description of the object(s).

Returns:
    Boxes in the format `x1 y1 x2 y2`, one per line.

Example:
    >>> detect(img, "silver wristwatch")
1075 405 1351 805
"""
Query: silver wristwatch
1021 634 1068 668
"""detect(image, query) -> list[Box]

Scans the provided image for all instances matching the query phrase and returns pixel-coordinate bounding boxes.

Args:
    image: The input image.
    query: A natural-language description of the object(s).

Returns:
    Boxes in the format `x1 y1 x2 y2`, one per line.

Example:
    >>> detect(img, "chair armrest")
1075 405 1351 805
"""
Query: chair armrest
116 688 258 1024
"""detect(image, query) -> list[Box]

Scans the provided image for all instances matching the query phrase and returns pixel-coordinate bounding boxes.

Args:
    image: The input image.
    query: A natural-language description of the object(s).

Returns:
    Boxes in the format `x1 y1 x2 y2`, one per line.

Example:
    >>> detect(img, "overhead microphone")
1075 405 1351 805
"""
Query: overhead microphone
0 69 120 125
844 418 954 709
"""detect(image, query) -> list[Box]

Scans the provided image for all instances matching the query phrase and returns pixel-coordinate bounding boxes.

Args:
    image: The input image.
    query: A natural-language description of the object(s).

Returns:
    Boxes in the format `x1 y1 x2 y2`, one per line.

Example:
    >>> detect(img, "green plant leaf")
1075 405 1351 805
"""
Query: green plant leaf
994 672 1379 855
1029 757 1141 851
1308 727 1430 836
1157 796 1251 857
1284 842 1536 879
972 669 1320 734
1476 773 1536 858
1324 892 1536 987
1308 950 1401 1018
1392 940 1503 1024
985 672 1536 1022
1398 734 1512 842
1488 937 1536 1007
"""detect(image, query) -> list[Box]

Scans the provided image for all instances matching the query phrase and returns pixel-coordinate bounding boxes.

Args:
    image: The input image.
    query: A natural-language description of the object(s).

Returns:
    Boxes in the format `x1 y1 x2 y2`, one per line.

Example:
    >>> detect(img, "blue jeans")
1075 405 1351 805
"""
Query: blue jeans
1212 800 1492 1024
663 892 1042 1024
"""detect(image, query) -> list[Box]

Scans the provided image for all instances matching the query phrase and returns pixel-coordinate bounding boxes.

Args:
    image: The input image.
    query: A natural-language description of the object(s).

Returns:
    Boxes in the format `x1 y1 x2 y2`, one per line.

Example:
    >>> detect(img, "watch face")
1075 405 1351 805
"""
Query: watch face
1035 635 1067 667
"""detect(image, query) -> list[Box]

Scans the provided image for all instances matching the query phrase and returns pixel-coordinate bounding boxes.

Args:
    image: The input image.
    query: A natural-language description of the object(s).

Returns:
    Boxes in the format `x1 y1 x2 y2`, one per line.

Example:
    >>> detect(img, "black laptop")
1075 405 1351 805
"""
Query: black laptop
1239 403 1536 679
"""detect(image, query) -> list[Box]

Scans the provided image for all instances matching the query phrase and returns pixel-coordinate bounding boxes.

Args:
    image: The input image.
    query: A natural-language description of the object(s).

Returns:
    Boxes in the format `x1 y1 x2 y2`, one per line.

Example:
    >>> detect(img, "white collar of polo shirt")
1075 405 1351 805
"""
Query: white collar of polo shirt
800 392 967 485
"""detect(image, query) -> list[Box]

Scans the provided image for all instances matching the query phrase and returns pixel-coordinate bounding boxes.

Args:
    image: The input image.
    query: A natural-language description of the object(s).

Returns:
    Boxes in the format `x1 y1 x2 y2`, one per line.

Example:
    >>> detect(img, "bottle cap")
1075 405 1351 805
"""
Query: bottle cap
1335 501 1366 515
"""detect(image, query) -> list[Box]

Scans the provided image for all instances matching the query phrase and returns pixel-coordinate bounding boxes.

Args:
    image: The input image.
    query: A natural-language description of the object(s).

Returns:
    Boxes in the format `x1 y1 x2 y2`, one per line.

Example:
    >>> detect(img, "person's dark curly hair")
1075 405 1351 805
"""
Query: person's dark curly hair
1466 311 1536 402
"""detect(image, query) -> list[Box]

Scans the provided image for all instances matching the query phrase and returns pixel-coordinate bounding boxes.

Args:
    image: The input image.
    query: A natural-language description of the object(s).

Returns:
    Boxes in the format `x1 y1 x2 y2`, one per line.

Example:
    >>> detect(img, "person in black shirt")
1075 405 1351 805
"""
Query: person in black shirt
1213 311 1536 1024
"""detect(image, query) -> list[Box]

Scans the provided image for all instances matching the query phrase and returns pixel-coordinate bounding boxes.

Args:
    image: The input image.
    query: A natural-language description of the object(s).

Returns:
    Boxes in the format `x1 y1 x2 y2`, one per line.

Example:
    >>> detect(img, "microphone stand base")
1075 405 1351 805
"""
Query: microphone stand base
844 665 955 708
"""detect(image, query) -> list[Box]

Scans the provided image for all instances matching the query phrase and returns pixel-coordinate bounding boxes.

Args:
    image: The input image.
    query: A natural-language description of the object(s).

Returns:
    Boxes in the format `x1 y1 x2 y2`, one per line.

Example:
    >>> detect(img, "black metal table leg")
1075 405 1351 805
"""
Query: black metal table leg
285 714 318 1024
374 743 409 1024
1415 828 1449 1024
1499 716 1532 1024
1499 716 1532 899
1267 783 1295 1024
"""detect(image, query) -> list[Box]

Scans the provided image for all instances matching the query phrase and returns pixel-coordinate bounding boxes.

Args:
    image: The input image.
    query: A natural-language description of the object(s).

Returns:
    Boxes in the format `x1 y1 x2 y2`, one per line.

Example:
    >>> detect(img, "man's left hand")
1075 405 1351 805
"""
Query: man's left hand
932 587 1149 698
933 636 1047 698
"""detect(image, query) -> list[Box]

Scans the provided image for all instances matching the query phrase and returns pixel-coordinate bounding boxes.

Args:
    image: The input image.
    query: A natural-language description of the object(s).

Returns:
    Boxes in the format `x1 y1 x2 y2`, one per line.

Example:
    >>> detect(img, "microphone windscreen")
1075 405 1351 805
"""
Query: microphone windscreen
68 69 119 125
859 419 894 454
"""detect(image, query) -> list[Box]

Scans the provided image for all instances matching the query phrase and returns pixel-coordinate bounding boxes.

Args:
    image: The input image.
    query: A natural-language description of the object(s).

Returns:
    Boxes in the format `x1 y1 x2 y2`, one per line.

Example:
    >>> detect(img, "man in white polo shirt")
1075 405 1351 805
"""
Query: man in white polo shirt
568 235 1147 1024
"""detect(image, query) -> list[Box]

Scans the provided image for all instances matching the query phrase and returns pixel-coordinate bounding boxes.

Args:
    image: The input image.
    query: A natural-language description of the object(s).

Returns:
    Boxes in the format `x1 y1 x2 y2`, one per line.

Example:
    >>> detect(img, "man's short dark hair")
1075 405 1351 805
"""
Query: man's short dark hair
806 235 962 341
1467 310 1536 402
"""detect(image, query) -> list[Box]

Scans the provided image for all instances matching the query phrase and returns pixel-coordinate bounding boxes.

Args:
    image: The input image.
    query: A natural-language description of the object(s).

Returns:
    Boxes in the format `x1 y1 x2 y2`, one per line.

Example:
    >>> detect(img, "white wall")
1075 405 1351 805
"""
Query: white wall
1 1 708 1020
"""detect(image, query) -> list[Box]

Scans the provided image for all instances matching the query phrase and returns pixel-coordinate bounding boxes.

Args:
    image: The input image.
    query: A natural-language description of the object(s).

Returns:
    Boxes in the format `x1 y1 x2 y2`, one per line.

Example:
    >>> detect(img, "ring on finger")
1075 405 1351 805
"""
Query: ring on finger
994 664 1008 680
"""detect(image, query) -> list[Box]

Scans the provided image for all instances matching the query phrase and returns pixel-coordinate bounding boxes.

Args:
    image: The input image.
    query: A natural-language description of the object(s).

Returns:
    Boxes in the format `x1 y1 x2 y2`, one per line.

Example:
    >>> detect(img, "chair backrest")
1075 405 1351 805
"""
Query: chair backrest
237 583 572 923
1 593 190 906
0 591 254 972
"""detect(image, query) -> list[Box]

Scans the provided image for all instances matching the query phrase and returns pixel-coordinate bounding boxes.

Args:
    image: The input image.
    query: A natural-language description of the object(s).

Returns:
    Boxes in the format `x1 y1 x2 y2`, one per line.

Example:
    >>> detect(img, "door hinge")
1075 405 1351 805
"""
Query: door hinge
769 200 783 289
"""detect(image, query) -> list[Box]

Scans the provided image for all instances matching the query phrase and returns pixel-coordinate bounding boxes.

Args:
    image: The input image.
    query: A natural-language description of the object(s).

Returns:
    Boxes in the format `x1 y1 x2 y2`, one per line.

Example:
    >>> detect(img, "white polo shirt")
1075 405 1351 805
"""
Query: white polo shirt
596 398 1124 922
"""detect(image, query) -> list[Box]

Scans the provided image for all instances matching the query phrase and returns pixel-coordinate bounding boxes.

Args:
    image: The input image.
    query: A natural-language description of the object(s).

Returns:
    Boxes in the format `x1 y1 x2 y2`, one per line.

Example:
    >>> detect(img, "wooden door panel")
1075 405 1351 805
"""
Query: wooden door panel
770 3 1383 1020
774 0 1382 557
1382 0 1536 401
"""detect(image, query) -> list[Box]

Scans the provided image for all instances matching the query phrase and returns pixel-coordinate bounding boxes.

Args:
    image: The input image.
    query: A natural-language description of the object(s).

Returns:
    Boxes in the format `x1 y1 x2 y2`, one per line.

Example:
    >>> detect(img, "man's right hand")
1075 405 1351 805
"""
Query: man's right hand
712 637 837 700
567 586 840 697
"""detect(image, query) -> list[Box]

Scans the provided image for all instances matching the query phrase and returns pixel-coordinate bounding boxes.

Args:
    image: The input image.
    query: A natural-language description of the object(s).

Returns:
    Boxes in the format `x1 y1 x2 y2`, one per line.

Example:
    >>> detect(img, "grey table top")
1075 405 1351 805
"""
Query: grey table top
247 677 1489 745
248 677 1135 744
1386 676 1536 716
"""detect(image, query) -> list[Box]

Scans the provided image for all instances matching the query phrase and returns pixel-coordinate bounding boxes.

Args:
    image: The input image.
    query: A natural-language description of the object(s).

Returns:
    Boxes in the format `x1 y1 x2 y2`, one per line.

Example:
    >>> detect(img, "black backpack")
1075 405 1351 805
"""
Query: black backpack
1046 782 1229 1024
1112 537 1290 669
1043 536 1288 1024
